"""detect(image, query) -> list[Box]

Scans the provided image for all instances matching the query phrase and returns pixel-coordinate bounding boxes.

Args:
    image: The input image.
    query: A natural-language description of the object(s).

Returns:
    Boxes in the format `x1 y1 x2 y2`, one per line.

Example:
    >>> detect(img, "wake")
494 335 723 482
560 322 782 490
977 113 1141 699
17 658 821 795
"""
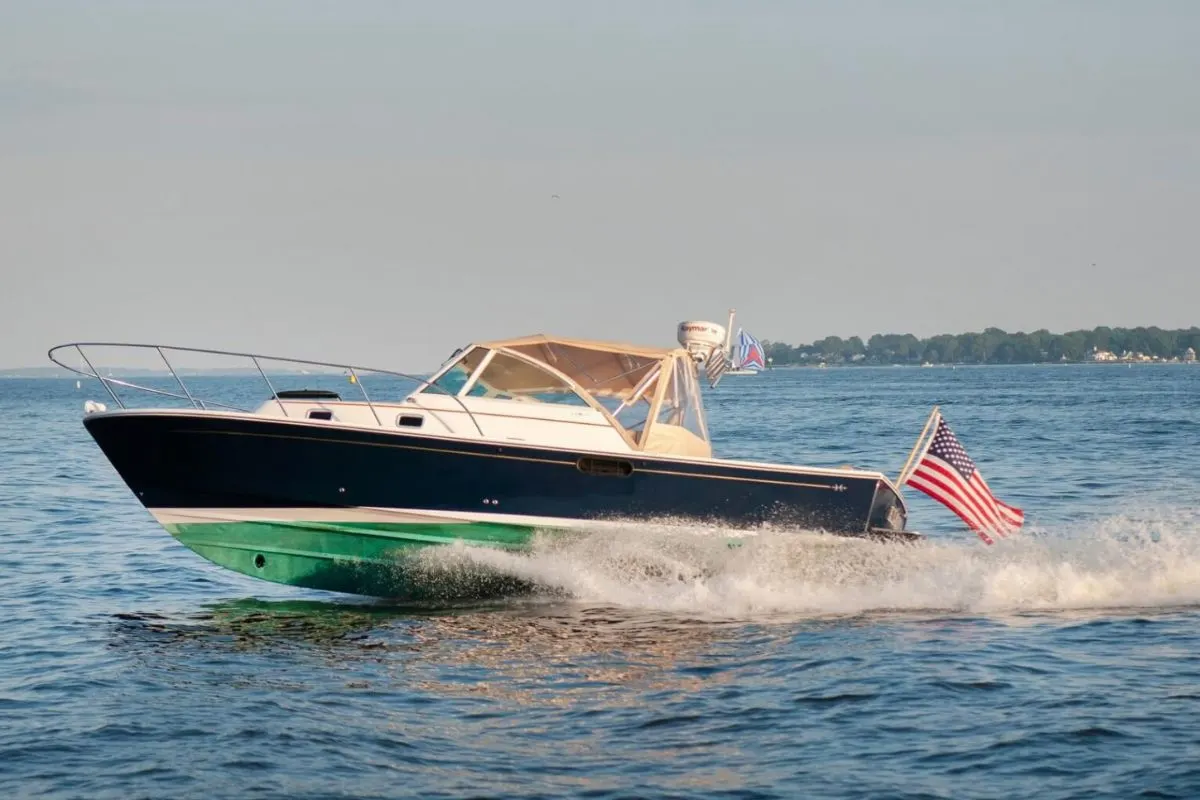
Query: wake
410 508 1200 617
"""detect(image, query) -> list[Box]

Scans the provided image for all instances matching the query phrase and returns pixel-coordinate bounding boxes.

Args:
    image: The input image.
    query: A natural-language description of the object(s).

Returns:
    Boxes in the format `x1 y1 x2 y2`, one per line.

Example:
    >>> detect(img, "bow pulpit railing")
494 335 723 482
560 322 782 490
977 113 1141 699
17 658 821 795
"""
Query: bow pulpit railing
47 342 485 436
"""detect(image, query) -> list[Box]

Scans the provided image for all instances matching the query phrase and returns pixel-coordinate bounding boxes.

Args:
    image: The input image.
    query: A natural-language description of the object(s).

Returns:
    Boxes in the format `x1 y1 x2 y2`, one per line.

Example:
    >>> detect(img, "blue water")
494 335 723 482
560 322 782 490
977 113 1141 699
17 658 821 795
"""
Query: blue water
2 365 1199 798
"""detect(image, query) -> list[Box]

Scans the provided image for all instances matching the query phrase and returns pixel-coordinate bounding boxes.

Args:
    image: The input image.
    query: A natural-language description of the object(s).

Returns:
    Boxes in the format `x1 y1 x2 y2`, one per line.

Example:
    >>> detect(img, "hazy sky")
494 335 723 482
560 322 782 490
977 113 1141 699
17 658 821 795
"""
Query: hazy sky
2 1 1198 370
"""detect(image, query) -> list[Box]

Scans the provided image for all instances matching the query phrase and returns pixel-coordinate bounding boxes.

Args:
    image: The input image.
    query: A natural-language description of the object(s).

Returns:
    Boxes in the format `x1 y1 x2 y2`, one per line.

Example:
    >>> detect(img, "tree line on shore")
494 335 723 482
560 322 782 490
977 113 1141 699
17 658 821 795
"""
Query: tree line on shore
761 326 1200 366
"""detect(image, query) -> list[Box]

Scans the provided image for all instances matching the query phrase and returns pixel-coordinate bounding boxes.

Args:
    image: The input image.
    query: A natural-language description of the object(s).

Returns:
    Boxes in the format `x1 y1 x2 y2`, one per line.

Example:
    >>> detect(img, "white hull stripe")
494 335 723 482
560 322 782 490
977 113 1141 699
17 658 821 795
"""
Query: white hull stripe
147 507 768 538
150 506 622 530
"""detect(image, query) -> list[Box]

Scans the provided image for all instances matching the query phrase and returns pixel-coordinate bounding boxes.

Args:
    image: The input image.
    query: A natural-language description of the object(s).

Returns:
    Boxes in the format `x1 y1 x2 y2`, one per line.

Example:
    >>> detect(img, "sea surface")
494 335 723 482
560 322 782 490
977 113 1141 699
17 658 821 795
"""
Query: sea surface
1 364 1199 799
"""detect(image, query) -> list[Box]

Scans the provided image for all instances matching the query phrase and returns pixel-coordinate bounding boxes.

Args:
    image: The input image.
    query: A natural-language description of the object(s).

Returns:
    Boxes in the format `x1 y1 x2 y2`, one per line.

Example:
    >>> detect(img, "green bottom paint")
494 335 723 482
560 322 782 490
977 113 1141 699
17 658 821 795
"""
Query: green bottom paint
166 518 543 599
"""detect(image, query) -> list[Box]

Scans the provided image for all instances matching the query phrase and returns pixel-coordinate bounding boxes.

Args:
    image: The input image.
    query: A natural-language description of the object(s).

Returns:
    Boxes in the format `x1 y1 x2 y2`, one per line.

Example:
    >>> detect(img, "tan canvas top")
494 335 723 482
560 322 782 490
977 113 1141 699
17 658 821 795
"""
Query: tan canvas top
477 333 676 360
473 335 684 400
428 333 711 456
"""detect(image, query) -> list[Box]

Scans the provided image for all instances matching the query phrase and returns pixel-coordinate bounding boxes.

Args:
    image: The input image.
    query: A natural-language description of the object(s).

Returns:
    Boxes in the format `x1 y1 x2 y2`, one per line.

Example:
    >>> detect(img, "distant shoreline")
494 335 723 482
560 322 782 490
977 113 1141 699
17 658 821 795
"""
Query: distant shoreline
762 326 1198 367
5 325 1196 375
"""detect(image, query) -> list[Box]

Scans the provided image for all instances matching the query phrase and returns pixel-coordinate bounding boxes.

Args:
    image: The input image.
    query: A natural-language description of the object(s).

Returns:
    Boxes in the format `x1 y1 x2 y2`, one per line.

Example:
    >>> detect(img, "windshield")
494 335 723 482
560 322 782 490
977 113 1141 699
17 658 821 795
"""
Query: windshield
429 348 488 396
464 353 589 406
424 348 589 406
419 343 709 451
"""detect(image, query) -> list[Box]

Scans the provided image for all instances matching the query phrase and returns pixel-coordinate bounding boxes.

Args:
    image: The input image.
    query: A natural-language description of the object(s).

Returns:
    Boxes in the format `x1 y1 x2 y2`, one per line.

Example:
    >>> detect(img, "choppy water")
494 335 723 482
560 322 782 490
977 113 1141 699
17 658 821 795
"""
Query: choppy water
2 364 1198 798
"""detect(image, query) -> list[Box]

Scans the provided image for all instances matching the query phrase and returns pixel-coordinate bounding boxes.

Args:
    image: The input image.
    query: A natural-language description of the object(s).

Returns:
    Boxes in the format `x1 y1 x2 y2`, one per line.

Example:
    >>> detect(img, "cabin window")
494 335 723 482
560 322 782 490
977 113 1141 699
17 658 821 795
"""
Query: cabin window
464 353 590 406
307 409 333 421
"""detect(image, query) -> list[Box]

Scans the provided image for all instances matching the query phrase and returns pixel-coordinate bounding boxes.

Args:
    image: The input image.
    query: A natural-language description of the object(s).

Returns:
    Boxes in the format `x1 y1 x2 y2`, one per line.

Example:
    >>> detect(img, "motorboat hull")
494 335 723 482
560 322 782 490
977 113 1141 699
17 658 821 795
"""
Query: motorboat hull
83 411 910 597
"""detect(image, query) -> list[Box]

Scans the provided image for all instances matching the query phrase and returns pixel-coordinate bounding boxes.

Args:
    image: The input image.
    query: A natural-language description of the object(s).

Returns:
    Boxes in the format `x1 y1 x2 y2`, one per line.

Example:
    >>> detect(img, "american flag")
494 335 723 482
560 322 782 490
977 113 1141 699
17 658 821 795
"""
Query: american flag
705 347 729 387
903 414 1024 544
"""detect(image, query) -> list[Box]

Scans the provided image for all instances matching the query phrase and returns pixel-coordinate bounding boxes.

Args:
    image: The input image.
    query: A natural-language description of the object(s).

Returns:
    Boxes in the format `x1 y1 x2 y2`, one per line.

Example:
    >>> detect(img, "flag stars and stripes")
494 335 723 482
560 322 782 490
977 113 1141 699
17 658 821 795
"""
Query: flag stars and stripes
902 413 1024 545
927 423 977 478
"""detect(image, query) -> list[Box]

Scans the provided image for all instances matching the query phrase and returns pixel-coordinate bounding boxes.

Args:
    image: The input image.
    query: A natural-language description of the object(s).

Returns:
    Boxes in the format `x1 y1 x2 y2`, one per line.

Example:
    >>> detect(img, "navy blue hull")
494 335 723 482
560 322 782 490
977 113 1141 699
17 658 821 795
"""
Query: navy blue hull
82 412 908 535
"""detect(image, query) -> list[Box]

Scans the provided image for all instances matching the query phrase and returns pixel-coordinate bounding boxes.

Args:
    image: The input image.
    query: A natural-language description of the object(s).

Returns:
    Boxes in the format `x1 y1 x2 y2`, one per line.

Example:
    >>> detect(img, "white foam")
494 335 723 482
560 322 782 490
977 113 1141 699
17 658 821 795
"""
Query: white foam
413 508 1200 618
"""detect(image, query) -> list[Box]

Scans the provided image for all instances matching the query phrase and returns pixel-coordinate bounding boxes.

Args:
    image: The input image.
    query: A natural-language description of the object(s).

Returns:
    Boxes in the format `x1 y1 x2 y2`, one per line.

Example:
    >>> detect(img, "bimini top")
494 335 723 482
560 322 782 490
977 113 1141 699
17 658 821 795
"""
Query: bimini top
476 333 674 360
472 333 678 398
419 333 712 457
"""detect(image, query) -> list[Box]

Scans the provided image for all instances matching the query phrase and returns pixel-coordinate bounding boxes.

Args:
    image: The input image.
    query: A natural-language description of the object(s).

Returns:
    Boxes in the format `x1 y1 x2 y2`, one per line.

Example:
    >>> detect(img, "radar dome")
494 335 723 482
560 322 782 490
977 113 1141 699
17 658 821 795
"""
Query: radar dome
677 321 726 360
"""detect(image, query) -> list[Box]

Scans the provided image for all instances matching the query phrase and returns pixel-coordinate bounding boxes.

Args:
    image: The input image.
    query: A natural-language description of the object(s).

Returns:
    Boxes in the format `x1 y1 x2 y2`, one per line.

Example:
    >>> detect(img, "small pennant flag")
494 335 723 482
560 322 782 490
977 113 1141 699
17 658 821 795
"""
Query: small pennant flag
902 412 1024 544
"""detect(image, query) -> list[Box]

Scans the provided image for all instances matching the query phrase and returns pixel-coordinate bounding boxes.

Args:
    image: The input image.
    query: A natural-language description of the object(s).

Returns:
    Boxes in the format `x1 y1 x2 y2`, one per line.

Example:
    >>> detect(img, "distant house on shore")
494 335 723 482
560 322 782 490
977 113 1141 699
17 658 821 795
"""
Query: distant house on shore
1185 347 1197 363
1086 346 1118 362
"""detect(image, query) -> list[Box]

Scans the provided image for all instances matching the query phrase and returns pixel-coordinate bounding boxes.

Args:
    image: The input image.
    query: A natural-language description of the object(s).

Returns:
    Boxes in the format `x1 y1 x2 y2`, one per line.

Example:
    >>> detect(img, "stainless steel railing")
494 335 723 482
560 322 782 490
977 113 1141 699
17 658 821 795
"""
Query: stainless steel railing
47 342 486 436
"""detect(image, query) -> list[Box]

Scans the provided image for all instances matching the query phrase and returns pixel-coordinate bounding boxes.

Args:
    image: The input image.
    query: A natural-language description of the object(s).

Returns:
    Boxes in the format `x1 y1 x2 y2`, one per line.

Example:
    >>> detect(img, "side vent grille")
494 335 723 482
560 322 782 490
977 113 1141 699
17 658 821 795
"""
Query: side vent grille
576 457 633 477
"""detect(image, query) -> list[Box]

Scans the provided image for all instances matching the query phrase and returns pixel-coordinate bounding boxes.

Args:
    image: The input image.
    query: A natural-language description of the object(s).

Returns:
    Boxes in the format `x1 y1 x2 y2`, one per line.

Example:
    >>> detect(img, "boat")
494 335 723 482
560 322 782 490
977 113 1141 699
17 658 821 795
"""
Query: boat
50 335 918 599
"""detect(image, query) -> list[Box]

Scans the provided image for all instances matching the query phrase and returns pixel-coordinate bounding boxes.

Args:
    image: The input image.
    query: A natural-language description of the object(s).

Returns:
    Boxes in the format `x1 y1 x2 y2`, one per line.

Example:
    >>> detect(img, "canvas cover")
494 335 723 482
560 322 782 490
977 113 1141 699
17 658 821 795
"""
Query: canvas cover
479 335 676 401
431 334 712 456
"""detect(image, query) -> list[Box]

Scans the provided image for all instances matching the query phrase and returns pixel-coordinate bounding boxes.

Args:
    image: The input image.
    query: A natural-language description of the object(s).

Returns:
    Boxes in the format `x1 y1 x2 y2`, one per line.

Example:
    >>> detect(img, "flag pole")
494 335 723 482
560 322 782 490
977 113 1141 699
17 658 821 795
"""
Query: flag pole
896 405 940 488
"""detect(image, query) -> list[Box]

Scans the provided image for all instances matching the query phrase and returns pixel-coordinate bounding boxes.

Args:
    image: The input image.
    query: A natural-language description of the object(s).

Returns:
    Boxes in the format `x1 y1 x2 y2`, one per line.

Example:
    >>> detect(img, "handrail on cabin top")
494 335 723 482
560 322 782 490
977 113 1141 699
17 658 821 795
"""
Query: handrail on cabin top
46 341 486 437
